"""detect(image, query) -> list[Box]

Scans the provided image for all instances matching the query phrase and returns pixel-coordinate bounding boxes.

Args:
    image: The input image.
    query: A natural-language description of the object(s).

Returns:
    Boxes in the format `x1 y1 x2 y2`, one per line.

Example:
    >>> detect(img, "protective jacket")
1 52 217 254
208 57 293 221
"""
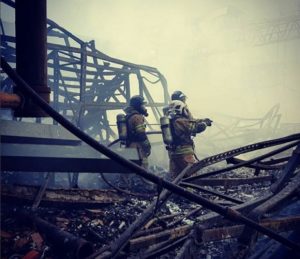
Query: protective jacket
124 106 151 167
185 106 194 120
168 115 207 179
169 115 206 155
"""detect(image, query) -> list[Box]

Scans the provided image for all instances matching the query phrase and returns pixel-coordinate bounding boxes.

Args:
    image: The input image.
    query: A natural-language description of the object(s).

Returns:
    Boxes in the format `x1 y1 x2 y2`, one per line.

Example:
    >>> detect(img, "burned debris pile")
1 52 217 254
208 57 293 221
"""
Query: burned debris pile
1 133 300 259
1 2 300 258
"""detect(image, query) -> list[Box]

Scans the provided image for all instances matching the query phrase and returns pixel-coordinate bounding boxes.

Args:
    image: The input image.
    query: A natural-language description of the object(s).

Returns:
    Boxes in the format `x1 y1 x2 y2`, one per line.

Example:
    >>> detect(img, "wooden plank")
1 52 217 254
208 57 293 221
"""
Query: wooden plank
2 183 124 207
129 216 300 250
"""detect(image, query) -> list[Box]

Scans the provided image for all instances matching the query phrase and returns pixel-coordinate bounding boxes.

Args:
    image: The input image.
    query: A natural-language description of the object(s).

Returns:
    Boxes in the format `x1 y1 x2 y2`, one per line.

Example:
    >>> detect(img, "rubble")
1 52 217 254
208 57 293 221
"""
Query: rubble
2 163 299 258
1 108 299 259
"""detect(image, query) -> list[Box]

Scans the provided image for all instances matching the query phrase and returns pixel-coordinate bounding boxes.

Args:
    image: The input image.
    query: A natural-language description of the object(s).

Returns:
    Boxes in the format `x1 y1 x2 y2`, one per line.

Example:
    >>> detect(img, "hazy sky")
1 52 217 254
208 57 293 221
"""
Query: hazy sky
2 0 299 122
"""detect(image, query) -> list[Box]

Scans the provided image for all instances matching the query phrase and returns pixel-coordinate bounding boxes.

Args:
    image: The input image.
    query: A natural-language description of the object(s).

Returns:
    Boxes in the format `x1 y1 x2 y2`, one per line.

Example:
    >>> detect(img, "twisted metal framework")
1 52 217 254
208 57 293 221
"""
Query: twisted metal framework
204 104 282 146
2 57 300 258
0 1 169 143
1 58 300 258
241 15 300 46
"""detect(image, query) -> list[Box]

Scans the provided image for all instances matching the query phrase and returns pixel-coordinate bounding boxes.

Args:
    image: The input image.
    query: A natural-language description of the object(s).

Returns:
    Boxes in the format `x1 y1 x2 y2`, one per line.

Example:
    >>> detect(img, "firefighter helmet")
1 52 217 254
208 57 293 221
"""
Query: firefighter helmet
168 100 189 118
129 95 148 116
130 95 146 108
171 91 186 103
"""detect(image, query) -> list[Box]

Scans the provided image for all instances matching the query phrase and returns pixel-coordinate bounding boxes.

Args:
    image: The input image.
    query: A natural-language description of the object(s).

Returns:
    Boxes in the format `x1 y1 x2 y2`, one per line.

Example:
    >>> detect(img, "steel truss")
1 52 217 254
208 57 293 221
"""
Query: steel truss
0 1 169 143
2 57 300 259
241 15 300 46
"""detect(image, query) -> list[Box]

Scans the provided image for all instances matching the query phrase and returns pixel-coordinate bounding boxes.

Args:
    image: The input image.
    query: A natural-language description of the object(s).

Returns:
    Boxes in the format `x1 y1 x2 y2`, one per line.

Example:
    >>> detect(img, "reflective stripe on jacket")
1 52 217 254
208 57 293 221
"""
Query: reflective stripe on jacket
124 106 151 157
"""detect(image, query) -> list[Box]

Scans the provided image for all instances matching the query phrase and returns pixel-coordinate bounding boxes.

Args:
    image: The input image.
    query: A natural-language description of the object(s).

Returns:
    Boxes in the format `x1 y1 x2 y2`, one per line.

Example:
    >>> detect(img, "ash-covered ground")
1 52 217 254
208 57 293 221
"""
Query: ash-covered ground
1 166 292 259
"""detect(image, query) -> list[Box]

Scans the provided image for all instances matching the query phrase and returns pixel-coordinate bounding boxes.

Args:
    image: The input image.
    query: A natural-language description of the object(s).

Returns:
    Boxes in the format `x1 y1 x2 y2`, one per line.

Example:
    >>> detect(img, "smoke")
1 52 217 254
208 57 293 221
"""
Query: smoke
47 0 300 123
2 1 299 187
46 0 300 170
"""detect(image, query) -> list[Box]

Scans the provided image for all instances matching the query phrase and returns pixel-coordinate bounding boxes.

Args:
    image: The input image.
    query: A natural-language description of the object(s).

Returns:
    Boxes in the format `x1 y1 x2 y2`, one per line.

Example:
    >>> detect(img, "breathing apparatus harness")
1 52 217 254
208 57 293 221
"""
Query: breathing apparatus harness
160 113 195 151
116 110 145 146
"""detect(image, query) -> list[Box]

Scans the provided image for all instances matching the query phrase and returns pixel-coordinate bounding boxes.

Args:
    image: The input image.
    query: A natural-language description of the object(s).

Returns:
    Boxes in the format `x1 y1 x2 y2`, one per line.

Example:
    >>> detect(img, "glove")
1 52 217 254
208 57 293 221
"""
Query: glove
142 139 151 157
145 146 151 157
204 118 213 126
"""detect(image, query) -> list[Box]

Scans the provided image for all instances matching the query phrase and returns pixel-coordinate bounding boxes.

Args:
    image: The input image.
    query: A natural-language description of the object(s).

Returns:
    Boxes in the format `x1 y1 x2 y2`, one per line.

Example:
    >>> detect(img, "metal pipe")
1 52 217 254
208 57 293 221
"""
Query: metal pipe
2 58 300 254
0 92 21 108
15 0 50 116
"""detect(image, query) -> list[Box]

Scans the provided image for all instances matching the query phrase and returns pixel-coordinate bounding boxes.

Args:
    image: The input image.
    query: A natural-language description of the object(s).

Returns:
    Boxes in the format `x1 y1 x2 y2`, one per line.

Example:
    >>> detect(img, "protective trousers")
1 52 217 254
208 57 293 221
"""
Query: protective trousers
169 153 198 180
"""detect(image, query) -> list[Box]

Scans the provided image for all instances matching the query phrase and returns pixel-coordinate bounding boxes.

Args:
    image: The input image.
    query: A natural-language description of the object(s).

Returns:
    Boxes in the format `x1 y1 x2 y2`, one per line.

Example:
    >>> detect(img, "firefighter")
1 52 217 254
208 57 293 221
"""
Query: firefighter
123 95 151 169
162 100 212 179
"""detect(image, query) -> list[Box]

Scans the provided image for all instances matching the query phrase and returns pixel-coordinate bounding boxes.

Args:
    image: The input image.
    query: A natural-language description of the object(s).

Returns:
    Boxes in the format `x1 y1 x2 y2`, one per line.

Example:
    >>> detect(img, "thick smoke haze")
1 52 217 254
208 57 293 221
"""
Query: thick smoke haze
1 0 299 180
46 0 300 123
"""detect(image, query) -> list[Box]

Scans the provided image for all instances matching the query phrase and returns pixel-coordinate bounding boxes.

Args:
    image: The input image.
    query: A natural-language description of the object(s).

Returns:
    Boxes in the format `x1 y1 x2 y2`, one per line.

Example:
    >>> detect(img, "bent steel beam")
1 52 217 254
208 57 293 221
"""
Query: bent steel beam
236 171 300 258
2 58 300 255
184 139 300 181
189 175 273 187
270 144 300 193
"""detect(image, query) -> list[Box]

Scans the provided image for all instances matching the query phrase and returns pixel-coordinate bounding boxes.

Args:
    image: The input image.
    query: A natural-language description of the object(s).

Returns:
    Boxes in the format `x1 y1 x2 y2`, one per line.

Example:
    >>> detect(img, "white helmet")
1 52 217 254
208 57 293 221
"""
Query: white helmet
167 100 188 118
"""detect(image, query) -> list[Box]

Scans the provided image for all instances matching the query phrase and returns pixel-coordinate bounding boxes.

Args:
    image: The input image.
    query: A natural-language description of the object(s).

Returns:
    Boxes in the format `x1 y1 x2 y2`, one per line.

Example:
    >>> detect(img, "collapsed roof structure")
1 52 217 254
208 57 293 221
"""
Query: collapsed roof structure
1 1 300 258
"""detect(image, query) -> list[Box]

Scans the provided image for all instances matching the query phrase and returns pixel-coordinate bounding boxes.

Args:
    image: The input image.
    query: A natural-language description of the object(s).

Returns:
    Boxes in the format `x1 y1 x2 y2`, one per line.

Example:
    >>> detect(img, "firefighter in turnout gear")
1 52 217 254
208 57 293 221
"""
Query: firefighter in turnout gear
123 95 151 168
162 100 212 179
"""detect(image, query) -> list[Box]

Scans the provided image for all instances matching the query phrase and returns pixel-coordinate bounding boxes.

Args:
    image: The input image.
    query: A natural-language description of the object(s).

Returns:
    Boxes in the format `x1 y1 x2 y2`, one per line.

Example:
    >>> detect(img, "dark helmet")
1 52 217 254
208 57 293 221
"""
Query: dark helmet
171 91 186 103
130 95 148 116
130 95 146 108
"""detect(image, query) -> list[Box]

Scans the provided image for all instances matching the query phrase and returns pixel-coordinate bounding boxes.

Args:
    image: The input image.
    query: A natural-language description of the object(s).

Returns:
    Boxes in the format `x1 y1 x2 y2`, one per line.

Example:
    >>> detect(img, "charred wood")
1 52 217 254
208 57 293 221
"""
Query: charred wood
1 184 124 208
15 210 94 259
129 215 300 251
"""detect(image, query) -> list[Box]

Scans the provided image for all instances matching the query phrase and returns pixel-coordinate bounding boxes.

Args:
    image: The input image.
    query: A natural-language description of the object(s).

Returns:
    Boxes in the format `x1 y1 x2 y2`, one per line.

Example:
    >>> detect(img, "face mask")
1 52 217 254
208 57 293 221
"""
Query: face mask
140 105 149 116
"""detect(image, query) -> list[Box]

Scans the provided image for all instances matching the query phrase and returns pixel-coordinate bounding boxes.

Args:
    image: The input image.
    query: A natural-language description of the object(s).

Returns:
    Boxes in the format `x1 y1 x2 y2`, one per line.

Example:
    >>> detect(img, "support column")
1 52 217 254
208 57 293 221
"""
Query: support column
15 0 50 117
